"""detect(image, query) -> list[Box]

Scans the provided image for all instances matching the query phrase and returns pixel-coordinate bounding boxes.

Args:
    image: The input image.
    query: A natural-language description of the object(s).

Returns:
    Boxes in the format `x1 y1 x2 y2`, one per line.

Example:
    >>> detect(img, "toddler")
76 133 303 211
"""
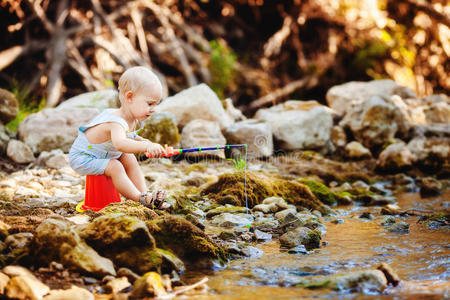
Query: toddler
69 66 172 209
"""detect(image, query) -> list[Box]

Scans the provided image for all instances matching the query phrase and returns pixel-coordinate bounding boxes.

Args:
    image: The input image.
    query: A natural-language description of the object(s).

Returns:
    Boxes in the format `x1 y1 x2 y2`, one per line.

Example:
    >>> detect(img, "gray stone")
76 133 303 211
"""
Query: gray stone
7 139 35 163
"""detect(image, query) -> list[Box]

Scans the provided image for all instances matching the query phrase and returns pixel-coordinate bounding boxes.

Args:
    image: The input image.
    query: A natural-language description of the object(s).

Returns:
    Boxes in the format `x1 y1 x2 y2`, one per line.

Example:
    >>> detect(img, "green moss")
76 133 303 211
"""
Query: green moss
111 246 163 274
209 39 237 99
201 171 327 214
297 179 337 206
418 213 449 224
146 215 227 263
139 115 180 147
185 163 207 174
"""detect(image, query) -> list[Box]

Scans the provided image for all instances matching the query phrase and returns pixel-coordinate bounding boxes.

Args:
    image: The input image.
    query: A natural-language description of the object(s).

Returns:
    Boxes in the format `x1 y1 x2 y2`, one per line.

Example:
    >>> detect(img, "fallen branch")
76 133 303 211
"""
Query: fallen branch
157 277 208 299
247 75 319 111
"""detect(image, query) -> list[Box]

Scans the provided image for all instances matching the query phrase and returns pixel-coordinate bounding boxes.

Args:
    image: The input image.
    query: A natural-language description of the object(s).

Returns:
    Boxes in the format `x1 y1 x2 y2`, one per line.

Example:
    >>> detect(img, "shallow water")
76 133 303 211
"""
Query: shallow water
180 190 450 299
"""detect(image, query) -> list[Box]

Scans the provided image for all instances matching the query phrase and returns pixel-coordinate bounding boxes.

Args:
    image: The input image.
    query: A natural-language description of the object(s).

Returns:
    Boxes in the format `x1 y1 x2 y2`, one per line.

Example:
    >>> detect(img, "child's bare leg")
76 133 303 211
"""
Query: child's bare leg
104 159 140 201
119 153 147 193
118 153 167 207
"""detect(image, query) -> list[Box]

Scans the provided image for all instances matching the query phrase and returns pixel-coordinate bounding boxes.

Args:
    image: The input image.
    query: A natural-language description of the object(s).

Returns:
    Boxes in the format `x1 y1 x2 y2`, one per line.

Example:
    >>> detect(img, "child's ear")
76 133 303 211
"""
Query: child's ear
125 91 134 102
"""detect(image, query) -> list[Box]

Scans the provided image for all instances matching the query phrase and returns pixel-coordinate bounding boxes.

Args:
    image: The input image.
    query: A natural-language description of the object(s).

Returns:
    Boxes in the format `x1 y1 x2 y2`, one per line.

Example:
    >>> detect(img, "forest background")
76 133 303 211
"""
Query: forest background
0 0 449 131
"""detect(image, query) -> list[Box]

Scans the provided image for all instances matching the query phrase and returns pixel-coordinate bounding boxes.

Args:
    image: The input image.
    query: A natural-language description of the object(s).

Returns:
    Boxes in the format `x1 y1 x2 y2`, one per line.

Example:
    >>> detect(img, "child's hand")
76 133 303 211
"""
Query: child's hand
164 145 175 156
145 142 166 157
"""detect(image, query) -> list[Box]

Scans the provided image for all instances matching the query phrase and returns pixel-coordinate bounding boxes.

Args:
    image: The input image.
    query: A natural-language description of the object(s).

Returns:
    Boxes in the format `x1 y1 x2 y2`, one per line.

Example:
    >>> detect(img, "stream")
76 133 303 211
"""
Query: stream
181 190 450 299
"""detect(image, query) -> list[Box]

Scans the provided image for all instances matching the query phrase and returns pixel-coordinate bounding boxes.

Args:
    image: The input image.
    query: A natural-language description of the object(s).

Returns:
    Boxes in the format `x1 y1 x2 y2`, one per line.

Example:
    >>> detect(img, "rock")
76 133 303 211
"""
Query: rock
103 277 130 294
407 137 449 173
423 101 450 124
339 95 410 149
335 270 387 293
279 226 321 250
330 125 347 148
139 112 180 147
57 89 120 110
130 271 167 298
274 208 297 223
78 214 166 275
156 248 185 273
386 221 409 233
326 80 415 116
147 215 227 265
43 285 94 300
36 149 69 169
117 267 140 284
255 100 333 150
6 140 35 163
211 213 253 227
0 220 11 240
419 177 442 197
377 263 400 287
3 266 50 300
253 229 272 241
224 119 273 158
287 245 308 254
18 107 99 153
359 212 373 220
155 83 233 130
381 215 396 226
224 98 246 122
0 88 19 124
0 124 11 156
34 218 116 277
78 214 156 250
0 272 9 294
345 141 372 159
5 232 33 249
180 119 226 159
377 141 415 172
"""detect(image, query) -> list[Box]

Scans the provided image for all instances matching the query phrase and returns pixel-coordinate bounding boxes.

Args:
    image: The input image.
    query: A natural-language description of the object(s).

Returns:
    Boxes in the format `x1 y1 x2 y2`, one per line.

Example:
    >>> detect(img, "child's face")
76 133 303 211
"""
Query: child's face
127 84 162 121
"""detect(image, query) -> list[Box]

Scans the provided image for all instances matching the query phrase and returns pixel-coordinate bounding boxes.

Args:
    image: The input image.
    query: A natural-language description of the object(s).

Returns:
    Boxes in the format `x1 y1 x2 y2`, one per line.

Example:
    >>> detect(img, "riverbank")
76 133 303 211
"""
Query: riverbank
0 151 448 299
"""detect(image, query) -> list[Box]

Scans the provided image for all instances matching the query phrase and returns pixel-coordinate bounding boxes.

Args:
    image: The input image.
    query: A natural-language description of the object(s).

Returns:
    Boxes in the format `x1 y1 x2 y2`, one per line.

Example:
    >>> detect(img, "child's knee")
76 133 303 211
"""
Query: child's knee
105 159 124 175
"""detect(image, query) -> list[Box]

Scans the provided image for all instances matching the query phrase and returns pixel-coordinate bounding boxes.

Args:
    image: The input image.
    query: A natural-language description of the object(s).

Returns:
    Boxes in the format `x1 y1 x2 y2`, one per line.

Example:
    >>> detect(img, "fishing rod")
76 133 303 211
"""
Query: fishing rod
147 144 247 158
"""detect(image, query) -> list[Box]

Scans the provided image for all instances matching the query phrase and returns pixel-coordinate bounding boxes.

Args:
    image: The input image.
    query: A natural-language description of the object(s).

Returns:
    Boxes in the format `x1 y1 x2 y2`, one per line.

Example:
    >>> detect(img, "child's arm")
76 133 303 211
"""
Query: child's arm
110 123 166 156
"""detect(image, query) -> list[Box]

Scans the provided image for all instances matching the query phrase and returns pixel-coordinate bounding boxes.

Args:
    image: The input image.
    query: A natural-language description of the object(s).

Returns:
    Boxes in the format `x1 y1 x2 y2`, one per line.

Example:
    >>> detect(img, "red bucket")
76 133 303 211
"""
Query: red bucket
82 175 122 211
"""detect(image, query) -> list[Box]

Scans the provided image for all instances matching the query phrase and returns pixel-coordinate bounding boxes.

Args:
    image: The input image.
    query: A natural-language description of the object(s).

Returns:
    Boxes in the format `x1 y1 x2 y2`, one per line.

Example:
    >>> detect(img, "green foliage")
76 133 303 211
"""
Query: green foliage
226 154 246 171
208 39 237 99
5 82 45 132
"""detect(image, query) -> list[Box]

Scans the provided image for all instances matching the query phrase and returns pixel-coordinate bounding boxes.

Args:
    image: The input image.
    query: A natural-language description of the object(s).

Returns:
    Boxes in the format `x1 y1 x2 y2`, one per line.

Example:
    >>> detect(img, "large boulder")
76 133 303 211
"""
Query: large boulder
78 214 171 275
339 95 410 149
255 100 333 150
33 218 116 277
17 107 99 153
0 88 18 124
180 119 226 159
57 89 120 110
139 112 180 147
155 83 233 130
326 80 415 116
224 119 273 158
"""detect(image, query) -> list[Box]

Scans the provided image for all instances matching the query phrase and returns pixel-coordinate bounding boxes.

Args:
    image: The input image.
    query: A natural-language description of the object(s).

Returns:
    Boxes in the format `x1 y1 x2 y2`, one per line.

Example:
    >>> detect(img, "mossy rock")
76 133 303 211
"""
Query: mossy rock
139 112 180 147
297 179 337 206
146 215 227 265
201 171 327 214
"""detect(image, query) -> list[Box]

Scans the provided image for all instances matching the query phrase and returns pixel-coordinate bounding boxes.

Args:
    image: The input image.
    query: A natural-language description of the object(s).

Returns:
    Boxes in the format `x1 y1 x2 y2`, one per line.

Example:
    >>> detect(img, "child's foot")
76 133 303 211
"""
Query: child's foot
140 190 170 210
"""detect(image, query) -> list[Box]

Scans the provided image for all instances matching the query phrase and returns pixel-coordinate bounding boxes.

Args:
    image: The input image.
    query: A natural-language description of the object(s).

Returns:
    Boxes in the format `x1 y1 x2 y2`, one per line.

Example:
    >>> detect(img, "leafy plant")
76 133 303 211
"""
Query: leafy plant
227 154 246 171
5 81 45 132
208 39 237 99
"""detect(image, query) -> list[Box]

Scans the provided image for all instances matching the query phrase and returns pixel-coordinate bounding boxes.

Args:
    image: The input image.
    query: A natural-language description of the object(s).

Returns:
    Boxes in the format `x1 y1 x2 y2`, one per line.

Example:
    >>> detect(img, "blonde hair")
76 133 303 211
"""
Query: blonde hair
118 66 162 100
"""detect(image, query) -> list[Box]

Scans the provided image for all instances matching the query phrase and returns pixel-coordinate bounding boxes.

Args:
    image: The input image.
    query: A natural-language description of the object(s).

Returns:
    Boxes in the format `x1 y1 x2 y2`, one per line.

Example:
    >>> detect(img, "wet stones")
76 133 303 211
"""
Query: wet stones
279 226 321 250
